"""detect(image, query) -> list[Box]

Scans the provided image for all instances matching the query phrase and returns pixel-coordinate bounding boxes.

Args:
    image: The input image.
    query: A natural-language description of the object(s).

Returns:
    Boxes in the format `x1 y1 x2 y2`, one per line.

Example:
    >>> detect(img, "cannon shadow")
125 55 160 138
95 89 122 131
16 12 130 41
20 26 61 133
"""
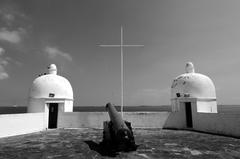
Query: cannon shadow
84 140 119 157
84 140 138 157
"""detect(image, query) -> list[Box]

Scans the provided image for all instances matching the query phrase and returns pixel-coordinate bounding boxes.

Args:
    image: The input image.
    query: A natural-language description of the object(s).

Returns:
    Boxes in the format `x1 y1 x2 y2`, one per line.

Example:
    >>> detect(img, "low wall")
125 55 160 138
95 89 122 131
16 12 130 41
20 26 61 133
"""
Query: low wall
58 112 108 128
58 112 170 129
2 109 240 139
163 103 240 138
193 113 240 137
0 113 46 138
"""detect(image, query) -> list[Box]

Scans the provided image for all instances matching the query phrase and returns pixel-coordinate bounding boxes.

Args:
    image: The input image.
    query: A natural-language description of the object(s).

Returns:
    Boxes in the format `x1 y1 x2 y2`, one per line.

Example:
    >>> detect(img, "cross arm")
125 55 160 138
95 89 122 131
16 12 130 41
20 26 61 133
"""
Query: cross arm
98 45 121 47
122 45 144 47
98 45 144 47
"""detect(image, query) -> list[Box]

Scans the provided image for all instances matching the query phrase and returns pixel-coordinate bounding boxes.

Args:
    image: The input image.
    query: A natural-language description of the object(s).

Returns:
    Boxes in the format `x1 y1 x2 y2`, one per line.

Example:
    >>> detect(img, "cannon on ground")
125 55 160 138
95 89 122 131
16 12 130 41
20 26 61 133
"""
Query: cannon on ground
100 103 137 152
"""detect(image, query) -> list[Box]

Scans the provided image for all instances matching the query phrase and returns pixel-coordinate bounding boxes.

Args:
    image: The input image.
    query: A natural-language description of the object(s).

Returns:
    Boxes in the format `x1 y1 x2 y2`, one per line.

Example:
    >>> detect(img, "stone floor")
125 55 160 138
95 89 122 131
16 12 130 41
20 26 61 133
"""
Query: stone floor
0 128 240 159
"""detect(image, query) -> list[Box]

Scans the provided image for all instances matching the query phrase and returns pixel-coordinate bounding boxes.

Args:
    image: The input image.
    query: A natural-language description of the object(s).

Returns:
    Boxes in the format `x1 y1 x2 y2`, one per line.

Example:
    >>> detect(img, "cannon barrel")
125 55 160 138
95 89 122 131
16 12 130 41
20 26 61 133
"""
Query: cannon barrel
105 103 129 132
103 103 136 151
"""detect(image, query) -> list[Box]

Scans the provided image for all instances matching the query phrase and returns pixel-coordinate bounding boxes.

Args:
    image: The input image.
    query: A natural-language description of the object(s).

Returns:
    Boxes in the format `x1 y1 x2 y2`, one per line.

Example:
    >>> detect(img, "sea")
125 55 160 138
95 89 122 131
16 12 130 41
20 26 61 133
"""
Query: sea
0 105 240 114
0 105 171 114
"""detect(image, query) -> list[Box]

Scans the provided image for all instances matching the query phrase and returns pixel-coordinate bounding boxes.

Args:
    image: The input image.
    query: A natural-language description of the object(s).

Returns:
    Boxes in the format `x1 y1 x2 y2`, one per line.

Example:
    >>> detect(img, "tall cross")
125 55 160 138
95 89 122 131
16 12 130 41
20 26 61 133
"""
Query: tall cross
99 26 144 117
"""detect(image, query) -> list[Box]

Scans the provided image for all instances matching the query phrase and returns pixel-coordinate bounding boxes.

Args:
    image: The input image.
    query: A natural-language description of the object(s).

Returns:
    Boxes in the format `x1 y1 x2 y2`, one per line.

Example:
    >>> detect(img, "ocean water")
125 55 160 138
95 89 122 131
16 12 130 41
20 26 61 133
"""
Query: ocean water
218 105 240 114
0 105 239 114
0 107 27 114
0 105 171 114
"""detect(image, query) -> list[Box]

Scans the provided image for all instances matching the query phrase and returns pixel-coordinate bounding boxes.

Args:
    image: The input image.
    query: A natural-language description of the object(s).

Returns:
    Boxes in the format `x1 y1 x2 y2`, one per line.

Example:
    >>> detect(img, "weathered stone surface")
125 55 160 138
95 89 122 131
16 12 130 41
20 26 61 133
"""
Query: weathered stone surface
0 128 240 159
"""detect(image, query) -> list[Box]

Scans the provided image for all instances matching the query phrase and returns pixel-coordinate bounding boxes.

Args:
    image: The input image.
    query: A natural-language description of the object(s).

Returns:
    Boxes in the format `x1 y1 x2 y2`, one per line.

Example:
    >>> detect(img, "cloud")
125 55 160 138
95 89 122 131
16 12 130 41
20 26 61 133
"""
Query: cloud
0 8 14 25
0 6 28 26
0 27 26 44
2 13 15 25
0 47 4 56
0 5 28 80
45 46 73 61
0 5 29 44
2 13 15 24
0 47 9 80
0 68 9 80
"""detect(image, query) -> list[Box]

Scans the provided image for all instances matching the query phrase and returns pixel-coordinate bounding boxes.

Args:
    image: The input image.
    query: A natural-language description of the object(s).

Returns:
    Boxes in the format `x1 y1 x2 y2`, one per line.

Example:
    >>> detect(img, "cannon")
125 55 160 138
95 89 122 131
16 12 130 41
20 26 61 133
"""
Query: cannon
100 103 137 152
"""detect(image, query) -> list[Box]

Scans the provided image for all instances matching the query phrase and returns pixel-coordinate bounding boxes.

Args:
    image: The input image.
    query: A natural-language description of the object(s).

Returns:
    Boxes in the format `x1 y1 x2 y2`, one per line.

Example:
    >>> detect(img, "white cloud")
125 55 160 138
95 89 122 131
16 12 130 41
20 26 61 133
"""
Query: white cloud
0 47 5 56
3 13 15 24
0 67 9 80
0 28 25 44
0 6 27 26
5 57 22 66
0 47 9 80
0 6 27 79
45 46 73 61
0 6 29 44
0 9 14 25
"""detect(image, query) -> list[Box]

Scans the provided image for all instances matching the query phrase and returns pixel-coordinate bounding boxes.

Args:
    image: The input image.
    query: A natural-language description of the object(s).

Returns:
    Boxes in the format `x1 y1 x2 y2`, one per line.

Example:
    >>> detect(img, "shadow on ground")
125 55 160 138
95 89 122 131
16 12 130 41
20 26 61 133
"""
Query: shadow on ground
84 140 118 157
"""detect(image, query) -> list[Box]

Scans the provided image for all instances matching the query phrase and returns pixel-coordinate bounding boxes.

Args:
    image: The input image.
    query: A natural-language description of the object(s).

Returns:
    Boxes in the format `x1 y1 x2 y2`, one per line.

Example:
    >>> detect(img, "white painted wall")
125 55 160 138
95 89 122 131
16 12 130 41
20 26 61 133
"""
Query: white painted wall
0 113 46 138
168 99 240 137
196 101 217 113
28 99 73 113
193 112 240 137
57 112 170 129
164 102 189 129
57 112 108 128
2 104 240 139
124 112 170 128
64 100 73 112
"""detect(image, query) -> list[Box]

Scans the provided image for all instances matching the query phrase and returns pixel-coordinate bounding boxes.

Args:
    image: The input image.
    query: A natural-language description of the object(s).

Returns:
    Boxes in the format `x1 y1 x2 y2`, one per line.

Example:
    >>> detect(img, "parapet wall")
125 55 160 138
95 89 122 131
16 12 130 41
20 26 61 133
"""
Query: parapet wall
58 112 170 129
1 109 240 138
0 111 170 138
163 102 240 138
193 113 240 137
0 113 46 138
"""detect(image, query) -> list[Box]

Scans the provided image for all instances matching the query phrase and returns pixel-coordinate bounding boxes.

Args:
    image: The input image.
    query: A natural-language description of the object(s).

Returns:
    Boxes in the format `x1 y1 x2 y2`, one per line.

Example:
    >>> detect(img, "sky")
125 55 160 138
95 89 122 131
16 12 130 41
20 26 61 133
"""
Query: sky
0 0 240 106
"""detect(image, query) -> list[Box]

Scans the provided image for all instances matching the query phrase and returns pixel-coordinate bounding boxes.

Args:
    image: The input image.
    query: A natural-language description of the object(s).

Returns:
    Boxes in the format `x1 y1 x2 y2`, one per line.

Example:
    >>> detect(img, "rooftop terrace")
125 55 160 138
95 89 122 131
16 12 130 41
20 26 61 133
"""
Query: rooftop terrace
0 128 240 159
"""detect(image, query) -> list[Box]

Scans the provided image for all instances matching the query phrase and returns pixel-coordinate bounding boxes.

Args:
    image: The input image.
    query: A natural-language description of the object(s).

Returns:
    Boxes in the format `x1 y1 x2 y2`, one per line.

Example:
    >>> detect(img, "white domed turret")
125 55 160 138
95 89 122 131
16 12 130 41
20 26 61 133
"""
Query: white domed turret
28 64 74 113
171 62 217 113
171 63 216 99
29 71 73 99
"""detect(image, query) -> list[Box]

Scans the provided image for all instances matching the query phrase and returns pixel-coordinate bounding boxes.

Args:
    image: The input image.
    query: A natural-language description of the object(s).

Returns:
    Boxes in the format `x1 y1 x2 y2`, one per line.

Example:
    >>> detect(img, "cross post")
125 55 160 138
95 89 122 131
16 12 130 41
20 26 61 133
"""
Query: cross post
99 26 144 118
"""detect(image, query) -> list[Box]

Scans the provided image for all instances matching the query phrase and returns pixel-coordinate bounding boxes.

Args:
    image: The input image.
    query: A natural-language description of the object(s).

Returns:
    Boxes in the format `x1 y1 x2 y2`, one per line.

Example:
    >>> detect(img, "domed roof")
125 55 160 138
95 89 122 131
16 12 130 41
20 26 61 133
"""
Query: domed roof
29 64 73 99
171 62 216 99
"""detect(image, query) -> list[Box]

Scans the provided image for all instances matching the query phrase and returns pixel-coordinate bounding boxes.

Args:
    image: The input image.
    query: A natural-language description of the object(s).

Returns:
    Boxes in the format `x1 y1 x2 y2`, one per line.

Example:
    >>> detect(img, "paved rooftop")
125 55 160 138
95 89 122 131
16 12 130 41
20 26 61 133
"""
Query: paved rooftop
0 128 240 159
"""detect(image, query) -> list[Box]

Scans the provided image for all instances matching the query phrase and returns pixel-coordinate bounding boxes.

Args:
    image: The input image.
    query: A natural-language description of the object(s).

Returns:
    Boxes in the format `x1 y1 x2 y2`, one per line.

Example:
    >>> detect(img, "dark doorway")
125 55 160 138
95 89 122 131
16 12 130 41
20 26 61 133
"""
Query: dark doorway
48 103 58 129
185 102 193 128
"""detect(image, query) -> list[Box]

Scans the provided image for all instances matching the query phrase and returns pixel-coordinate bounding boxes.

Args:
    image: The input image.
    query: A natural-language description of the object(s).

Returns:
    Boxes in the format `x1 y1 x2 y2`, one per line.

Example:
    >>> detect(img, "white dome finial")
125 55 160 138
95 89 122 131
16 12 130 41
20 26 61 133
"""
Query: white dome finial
48 64 57 75
185 62 195 73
